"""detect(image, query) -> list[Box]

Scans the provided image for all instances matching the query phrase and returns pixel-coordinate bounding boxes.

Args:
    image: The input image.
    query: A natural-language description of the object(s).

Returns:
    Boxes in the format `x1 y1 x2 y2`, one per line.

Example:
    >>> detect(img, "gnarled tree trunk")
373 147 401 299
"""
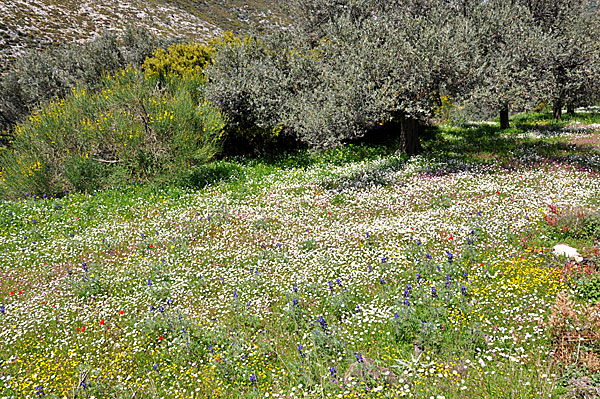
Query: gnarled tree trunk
500 106 509 129
553 99 563 120
567 102 575 115
399 116 422 155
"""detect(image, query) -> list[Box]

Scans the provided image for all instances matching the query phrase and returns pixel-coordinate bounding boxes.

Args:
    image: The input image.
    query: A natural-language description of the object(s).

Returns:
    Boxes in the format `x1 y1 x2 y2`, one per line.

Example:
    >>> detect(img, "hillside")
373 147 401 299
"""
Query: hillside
1 116 599 397
0 0 285 71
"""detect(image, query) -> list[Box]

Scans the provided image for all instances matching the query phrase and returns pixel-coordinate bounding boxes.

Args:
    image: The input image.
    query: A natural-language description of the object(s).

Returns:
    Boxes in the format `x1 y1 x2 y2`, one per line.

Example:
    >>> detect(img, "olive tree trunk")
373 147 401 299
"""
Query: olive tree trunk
500 107 509 129
399 116 422 155
553 99 563 120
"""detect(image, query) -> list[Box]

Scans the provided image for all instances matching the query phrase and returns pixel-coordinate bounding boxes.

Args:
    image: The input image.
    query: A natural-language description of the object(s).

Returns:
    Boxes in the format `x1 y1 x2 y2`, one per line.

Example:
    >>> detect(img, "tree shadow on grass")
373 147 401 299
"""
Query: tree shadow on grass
420 120 600 176
186 115 600 191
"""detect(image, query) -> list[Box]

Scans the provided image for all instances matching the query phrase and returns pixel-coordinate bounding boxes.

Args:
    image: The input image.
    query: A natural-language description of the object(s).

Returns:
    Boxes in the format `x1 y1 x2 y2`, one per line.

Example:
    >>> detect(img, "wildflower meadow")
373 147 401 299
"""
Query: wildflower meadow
1 118 599 398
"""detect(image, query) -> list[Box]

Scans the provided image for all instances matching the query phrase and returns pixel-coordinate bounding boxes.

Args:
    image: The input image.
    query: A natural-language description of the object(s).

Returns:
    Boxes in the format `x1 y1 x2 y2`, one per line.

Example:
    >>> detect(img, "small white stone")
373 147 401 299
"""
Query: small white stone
552 244 583 262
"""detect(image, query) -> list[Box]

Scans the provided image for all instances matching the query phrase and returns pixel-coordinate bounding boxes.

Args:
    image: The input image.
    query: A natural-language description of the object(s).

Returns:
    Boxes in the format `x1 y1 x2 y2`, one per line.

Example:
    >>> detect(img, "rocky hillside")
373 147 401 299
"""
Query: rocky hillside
0 0 285 70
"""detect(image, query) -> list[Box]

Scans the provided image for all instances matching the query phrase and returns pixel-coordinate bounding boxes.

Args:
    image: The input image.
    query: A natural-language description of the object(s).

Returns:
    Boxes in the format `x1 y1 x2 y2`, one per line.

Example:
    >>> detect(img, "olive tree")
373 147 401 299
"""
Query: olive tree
526 0 600 118
283 1 478 153
208 0 477 154
467 0 550 129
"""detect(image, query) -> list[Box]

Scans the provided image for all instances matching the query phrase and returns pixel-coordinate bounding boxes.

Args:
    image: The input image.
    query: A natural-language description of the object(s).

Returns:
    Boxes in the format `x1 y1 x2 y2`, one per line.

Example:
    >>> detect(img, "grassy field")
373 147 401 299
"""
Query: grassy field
0 113 599 398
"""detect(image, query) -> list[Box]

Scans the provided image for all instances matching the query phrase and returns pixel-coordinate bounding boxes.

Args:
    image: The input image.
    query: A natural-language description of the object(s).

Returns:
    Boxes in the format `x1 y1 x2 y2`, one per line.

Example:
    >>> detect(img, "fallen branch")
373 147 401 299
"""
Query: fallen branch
92 157 123 164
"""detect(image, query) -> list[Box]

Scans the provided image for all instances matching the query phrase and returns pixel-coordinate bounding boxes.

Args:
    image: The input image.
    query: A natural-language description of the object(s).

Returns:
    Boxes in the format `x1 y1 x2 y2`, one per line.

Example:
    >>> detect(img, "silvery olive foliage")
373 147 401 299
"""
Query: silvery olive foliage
0 26 172 140
524 0 600 118
207 0 478 153
466 0 551 125
468 0 600 123
204 33 299 152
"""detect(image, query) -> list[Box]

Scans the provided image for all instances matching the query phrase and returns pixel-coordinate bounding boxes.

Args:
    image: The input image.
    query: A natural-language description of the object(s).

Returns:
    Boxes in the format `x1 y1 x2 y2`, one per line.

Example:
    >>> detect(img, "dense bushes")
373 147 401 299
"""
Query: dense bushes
144 42 213 80
0 69 224 198
204 2 475 154
204 34 298 154
0 26 173 141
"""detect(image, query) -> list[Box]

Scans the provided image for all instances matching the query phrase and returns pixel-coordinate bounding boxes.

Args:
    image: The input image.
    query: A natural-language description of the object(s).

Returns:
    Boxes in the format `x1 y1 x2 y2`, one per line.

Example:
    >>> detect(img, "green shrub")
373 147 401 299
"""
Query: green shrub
543 205 600 243
144 42 213 80
0 26 172 137
0 68 224 198
204 33 296 154
576 273 600 301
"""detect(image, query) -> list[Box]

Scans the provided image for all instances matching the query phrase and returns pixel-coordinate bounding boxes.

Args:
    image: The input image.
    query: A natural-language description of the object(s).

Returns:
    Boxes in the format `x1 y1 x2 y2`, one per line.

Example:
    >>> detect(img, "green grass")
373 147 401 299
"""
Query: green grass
0 114 599 398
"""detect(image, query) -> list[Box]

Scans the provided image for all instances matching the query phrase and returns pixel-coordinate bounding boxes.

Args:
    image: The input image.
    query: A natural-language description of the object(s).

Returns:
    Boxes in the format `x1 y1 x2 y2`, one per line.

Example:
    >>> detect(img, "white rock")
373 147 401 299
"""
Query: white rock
552 244 583 262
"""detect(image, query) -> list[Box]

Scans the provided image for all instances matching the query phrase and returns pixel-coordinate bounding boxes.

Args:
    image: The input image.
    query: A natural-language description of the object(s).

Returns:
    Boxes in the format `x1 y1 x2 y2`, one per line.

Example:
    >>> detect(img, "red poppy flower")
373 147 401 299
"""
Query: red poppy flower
99 320 105 326
10 291 14 295
81 326 85 332
18 290 23 295
158 336 163 341
41 301 45 305
119 310 124 315
149 244 154 249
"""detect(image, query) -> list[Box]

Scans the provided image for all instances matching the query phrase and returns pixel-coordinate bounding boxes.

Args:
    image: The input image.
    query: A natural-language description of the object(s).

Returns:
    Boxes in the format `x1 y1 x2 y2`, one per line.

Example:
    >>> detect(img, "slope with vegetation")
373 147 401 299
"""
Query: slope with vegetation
1 115 600 397
0 1 600 397
0 0 285 71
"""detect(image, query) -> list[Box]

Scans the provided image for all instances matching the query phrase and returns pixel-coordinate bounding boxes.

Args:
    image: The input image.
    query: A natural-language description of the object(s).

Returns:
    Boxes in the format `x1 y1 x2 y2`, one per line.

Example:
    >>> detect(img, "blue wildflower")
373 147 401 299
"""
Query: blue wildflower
318 316 328 332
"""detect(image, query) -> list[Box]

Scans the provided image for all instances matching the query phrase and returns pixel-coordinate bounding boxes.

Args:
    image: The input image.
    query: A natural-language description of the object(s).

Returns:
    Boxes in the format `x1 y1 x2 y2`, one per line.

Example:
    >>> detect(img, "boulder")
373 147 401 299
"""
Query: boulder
553 244 583 263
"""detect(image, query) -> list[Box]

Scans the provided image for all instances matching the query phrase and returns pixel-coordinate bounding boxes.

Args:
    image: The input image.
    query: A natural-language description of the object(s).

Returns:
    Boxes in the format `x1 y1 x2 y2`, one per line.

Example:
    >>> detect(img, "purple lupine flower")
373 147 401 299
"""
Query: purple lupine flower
292 298 299 307
355 352 364 363
82 262 88 272
461 284 468 296
250 374 257 386
297 344 305 358
329 366 337 380
293 283 298 293
0 305 5 315
447 252 453 264
431 286 437 298
318 316 328 332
